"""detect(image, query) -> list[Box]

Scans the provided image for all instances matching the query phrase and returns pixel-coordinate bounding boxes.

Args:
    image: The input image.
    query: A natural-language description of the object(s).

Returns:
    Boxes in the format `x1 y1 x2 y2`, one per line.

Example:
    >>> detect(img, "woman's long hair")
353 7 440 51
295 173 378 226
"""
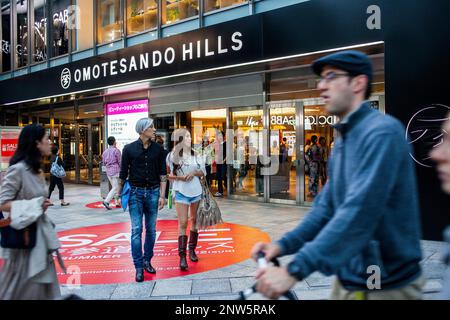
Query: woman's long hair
10 124 46 174
171 128 195 176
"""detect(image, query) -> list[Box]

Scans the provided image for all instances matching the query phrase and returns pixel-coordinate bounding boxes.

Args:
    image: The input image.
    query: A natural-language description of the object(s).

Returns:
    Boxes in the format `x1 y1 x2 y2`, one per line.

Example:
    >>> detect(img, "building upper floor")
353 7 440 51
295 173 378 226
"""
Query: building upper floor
0 0 308 80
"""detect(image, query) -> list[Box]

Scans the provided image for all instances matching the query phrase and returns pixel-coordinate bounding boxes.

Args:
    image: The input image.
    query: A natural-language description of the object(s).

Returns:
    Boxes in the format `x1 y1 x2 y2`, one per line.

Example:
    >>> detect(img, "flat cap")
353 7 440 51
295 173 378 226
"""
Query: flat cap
312 50 373 81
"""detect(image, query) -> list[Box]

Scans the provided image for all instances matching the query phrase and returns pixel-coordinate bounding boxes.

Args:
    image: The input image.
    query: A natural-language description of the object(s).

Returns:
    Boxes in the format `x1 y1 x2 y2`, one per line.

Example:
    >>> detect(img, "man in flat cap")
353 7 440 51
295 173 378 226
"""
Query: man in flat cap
251 50 424 300
118 117 167 282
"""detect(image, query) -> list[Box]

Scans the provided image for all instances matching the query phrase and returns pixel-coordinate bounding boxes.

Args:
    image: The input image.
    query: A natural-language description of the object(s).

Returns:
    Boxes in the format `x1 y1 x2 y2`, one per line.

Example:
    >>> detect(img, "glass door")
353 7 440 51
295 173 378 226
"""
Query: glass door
78 104 104 185
229 107 264 200
303 100 336 203
268 101 303 204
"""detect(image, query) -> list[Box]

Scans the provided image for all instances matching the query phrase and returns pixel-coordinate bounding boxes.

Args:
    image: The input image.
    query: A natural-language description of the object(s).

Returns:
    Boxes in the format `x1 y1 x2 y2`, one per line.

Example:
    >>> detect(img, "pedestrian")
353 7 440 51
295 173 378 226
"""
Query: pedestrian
306 135 321 197
155 135 170 199
319 136 329 185
201 139 214 187
214 131 227 197
251 50 424 300
102 136 121 210
167 128 206 271
48 145 70 206
0 124 61 299
118 118 167 282
430 112 450 299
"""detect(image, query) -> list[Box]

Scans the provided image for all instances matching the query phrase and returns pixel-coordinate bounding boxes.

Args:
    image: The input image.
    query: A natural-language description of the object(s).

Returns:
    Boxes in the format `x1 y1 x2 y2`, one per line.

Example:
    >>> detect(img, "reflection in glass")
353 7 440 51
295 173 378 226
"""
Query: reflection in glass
230 108 264 198
16 0 28 68
162 0 198 25
269 102 296 201
190 109 226 195
50 0 70 57
34 0 46 62
126 0 157 35
97 0 123 44
304 104 335 202
1 0 11 72
204 0 246 12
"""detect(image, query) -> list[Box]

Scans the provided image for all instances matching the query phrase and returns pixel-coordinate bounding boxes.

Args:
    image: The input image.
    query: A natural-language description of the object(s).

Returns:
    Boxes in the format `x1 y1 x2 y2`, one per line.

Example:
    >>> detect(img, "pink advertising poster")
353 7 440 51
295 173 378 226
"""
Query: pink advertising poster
105 100 149 151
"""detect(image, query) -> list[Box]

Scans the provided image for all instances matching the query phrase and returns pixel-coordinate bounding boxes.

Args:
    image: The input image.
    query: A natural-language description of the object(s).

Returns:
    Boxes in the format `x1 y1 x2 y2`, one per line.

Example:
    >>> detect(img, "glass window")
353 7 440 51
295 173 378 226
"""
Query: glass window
96 0 123 44
230 108 264 198
162 0 198 25
50 0 70 57
16 0 28 68
205 0 245 13
33 0 46 62
269 102 297 201
72 0 94 51
126 0 157 36
1 0 11 72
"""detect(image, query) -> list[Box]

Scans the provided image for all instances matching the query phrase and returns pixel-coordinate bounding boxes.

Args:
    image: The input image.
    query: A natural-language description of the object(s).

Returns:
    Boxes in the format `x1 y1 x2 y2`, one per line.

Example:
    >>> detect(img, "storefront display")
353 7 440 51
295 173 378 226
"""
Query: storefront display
106 99 149 152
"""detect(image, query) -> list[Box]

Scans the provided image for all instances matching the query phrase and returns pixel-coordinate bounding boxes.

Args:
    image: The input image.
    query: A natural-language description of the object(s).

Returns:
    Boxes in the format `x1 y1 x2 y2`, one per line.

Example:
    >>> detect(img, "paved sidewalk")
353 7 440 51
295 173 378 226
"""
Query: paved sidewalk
45 184 447 300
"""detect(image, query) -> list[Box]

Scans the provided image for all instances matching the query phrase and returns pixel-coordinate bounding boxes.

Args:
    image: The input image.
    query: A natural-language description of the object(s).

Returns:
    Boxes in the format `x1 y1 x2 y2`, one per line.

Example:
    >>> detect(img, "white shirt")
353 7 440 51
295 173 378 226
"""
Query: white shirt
166 152 207 197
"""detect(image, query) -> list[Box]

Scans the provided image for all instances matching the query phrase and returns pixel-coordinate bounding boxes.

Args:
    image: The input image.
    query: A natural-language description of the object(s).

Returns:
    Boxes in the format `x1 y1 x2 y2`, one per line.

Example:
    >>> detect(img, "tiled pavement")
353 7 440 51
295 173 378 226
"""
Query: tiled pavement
44 184 447 300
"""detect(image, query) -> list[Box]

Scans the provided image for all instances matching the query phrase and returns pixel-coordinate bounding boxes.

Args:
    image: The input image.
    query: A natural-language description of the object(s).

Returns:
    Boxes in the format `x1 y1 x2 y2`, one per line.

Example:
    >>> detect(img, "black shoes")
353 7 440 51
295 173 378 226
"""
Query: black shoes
102 201 112 210
144 261 156 274
135 268 144 282
61 202 70 206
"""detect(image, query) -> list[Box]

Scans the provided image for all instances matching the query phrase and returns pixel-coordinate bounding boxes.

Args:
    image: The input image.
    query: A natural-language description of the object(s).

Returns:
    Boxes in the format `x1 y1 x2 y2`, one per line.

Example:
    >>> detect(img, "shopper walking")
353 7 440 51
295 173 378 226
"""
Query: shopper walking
251 50 424 300
214 131 227 197
156 135 170 199
118 118 167 282
0 124 62 299
319 136 329 185
306 135 321 197
48 145 70 206
102 136 121 210
167 128 206 271
430 112 450 299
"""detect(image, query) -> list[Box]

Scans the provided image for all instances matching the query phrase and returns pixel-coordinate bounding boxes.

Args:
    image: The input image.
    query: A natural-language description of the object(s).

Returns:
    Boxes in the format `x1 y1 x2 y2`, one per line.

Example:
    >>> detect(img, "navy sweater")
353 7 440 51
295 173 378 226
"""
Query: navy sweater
278 102 423 291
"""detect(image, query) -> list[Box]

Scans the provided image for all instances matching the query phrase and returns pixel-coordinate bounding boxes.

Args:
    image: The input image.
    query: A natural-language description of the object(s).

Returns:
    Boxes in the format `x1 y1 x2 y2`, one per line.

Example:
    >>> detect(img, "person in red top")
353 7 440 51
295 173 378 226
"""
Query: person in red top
102 136 122 210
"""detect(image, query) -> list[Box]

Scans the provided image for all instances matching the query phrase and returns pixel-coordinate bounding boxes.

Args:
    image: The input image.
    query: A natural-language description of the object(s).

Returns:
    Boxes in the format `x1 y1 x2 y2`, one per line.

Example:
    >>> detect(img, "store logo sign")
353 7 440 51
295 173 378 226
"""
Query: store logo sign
61 68 71 89
60 31 244 88
271 115 295 126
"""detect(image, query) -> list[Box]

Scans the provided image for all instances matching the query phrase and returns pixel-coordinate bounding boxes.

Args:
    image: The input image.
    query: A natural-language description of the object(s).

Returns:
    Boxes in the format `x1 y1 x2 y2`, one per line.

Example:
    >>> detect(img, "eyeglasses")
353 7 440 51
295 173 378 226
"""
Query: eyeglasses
318 72 351 84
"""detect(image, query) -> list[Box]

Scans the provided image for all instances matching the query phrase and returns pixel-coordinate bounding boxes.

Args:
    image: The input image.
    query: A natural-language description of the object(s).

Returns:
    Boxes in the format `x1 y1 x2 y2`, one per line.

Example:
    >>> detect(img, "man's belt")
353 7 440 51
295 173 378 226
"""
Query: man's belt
130 183 159 189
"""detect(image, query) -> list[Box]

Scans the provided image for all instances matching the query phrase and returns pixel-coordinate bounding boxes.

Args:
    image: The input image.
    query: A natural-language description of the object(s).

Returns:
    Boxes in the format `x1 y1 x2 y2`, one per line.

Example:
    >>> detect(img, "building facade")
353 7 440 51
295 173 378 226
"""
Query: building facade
0 0 449 240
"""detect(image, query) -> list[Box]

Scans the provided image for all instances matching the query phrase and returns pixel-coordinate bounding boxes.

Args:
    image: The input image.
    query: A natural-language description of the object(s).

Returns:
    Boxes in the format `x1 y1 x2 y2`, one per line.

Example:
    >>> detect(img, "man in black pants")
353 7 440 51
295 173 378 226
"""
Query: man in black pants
48 145 70 206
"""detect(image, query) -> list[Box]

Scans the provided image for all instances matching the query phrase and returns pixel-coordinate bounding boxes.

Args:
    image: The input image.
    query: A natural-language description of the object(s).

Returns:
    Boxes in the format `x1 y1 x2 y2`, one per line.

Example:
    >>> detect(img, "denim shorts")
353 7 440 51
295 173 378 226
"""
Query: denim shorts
175 191 202 205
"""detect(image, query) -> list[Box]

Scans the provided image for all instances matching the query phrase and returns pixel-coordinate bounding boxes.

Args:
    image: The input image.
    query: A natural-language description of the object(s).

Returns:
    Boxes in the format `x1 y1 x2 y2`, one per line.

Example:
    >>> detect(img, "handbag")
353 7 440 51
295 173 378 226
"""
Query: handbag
50 156 66 178
196 177 223 229
0 211 37 249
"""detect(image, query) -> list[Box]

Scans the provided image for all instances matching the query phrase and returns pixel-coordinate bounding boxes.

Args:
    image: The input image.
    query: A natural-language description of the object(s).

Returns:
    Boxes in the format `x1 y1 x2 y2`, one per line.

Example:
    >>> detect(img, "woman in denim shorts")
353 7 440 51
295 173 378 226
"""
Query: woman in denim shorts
167 129 206 271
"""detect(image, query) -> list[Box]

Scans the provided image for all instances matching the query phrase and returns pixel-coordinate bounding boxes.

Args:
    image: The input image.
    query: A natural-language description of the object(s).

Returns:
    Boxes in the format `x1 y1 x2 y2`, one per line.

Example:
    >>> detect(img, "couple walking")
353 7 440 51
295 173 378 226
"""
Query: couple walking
118 119 205 282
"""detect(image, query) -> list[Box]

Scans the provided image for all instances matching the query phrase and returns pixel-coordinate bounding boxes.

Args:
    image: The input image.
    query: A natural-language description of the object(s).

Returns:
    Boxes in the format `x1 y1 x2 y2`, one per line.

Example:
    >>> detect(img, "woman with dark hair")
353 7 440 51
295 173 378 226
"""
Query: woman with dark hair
48 145 70 206
166 129 206 271
0 124 61 299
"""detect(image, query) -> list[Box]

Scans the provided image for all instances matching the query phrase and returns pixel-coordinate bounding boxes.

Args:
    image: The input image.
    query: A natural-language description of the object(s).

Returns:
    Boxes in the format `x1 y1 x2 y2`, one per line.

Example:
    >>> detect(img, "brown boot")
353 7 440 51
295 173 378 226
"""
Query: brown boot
178 235 188 271
188 230 199 262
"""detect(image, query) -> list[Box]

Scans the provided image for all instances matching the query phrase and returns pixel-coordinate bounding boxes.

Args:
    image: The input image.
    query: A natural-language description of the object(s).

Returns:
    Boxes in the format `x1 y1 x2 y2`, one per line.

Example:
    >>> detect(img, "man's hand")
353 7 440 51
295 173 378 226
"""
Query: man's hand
43 199 52 213
185 173 194 182
255 266 297 299
251 242 281 262
158 197 166 210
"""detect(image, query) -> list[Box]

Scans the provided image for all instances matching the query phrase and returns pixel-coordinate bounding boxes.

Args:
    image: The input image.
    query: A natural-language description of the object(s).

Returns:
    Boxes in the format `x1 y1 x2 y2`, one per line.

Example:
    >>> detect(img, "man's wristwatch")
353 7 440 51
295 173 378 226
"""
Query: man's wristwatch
287 262 304 281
